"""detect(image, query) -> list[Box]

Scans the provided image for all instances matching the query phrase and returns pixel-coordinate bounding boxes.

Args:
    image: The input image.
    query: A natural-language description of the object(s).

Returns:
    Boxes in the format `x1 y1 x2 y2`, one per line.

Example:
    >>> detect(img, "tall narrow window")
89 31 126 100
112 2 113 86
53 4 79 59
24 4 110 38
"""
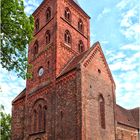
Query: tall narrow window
78 40 84 53
78 19 83 32
34 40 39 56
43 106 47 131
47 61 50 72
64 30 71 45
99 95 105 129
64 7 71 22
38 105 42 131
46 7 51 21
34 110 37 132
35 19 39 32
46 30 51 45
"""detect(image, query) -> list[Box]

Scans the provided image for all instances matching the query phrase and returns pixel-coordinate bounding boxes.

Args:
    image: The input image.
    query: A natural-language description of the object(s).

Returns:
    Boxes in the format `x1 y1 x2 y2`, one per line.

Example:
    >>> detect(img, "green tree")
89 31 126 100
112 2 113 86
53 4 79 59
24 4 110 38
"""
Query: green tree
0 0 34 79
0 105 11 140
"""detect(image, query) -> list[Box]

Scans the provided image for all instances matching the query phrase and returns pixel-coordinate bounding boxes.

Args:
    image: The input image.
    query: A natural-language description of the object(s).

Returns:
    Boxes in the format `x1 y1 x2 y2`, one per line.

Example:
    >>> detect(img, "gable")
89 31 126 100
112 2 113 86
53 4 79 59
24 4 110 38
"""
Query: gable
81 42 115 85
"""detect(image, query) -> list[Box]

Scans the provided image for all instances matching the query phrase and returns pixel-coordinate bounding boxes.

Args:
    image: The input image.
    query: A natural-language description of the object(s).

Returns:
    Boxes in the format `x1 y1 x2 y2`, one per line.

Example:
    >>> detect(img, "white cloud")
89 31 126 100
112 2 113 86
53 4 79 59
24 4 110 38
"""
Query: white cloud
116 0 130 10
109 53 139 72
0 67 25 114
120 7 137 27
24 0 42 15
97 8 111 21
121 44 140 51
114 68 140 108
117 0 140 41
108 52 126 63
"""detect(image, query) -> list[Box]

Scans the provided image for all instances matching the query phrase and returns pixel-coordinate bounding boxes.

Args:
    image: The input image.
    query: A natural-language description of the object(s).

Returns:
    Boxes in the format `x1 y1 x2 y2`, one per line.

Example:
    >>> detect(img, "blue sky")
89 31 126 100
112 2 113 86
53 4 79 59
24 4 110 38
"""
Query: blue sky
0 0 140 114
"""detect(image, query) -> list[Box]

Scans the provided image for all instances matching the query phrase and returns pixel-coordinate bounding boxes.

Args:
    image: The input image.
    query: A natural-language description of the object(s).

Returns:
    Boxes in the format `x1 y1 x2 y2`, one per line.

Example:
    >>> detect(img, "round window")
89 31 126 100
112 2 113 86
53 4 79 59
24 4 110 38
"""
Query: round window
38 67 44 76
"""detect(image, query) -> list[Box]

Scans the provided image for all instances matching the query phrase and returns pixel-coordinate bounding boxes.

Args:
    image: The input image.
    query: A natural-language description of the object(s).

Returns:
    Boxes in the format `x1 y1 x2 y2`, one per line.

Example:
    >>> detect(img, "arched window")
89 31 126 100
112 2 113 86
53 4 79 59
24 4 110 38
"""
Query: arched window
64 30 71 45
99 94 105 129
78 19 83 32
46 30 51 45
35 18 39 32
34 40 39 56
78 40 84 53
64 7 71 22
32 99 47 134
46 7 51 21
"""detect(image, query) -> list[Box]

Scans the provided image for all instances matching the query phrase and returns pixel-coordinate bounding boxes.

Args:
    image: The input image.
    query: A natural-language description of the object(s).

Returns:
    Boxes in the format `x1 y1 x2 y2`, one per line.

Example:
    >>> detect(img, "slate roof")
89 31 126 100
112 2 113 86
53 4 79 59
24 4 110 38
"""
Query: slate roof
116 104 139 129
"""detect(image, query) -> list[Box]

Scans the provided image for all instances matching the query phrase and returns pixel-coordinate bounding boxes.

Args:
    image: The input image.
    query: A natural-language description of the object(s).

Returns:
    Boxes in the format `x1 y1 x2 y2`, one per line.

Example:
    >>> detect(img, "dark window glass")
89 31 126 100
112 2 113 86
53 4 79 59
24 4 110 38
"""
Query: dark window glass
38 105 42 131
64 30 71 45
35 19 39 32
46 30 51 45
46 7 51 21
34 40 39 56
64 8 71 22
78 40 84 53
78 19 83 32
34 110 37 132
99 95 106 129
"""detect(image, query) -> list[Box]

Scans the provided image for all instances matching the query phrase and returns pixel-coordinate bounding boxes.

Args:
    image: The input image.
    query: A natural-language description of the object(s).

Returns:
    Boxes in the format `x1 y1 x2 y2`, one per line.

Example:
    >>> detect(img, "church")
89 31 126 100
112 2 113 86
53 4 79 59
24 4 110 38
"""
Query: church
11 0 139 139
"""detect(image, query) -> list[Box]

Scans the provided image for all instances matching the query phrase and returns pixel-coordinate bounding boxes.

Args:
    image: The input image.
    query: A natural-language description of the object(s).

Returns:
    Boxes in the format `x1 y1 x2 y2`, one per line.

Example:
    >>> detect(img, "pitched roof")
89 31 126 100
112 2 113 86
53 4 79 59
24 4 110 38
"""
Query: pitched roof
116 104 139 129
73 0 79 5
12 88 26 104
130 107 140 128
58 41 115 86
58 42 98 77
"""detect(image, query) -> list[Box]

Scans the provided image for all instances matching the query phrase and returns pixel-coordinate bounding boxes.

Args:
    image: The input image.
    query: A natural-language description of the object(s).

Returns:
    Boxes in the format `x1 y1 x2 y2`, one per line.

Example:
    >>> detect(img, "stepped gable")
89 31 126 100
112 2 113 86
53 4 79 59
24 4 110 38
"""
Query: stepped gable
116 104 139 128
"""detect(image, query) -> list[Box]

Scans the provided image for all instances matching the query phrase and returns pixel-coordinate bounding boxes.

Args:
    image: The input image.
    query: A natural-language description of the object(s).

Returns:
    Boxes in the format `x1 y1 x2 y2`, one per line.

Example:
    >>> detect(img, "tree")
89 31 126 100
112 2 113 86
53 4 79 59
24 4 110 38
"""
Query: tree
0 105 11 140
0 0 34 79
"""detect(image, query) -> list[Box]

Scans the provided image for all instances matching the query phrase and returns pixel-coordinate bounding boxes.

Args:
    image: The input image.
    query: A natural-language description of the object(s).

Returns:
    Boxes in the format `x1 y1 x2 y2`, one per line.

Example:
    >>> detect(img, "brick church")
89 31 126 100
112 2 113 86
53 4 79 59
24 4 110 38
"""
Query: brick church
11 0 139 139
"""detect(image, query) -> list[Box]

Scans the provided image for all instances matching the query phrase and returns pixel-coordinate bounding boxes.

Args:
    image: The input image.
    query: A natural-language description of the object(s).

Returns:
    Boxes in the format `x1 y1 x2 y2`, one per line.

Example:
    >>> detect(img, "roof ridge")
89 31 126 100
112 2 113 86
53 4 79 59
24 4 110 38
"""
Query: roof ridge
12 88 26 103
79 42 98 64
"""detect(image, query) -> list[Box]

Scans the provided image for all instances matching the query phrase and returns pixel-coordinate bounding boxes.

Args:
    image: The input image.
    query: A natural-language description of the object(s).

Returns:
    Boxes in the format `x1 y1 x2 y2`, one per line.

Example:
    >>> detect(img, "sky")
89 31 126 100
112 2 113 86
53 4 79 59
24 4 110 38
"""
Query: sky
0 0 140 114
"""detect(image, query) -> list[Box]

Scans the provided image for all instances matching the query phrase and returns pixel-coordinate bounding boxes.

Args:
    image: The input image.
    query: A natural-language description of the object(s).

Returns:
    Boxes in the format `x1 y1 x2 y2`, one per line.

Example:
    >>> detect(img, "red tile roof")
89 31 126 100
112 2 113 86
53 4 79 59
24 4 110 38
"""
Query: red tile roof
116 104 139 129
58 42 98 77
12 88 26 104
130 107 140 128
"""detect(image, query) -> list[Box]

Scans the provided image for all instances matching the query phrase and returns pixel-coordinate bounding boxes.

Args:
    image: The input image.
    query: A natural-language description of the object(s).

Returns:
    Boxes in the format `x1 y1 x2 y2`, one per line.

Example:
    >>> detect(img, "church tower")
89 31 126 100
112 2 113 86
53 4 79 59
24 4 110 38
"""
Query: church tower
26 0 90 95
12 0 117 140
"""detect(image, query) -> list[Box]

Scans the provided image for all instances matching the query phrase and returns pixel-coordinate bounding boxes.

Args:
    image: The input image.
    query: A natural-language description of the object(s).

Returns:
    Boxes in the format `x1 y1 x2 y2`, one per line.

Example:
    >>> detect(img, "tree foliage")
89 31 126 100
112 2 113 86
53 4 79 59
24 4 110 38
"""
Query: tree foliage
0 105 11 140
0 0 34 79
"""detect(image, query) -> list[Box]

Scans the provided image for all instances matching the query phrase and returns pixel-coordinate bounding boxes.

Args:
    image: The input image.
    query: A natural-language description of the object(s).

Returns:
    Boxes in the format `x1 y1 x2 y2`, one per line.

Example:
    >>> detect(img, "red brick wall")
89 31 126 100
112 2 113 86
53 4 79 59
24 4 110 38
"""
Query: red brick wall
24 84 55 140
55 71 81 140
12 99 25 140
81 48 116 140
12 0 139 140
27 0 57 94
56 0 90 76
116 123 139 140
